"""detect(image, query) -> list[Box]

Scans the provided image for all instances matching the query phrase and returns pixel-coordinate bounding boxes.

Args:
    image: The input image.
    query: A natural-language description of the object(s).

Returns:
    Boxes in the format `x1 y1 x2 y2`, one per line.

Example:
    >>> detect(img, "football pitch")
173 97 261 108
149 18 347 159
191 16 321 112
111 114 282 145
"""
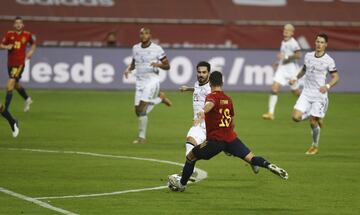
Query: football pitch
0 90 359 215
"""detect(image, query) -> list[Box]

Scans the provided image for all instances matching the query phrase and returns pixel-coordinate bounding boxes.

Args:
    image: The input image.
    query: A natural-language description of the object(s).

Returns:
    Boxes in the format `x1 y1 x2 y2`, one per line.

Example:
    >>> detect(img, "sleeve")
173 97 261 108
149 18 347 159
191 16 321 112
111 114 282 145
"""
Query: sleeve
205 94 216 105
328 58 337 73
293 40 301 52
157 46 166 61
1 32 10 45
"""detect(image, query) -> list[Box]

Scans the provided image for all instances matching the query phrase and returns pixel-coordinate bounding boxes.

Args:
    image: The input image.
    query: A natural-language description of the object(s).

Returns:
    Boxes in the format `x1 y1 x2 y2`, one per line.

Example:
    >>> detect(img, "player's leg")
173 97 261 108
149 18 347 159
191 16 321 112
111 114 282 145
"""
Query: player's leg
15 81 33 112
133 101 149 144
132 81 160 143
169 140 224 191
292 94 311 122
306 99 328 155
5 66 23 110
0 103 19 137
225 138 288 179
306 116 321 155
185 125 206 155
5 79 16 110
181 125 206 178
262 82 281 120
159 91 172 106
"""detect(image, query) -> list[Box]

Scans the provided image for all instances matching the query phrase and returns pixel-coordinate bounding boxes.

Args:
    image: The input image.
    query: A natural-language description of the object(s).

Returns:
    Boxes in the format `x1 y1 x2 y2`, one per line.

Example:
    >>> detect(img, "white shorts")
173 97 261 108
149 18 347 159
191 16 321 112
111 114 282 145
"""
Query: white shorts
186 124 206 146
273 63 300 90
294 94 329 118
134 79 160 106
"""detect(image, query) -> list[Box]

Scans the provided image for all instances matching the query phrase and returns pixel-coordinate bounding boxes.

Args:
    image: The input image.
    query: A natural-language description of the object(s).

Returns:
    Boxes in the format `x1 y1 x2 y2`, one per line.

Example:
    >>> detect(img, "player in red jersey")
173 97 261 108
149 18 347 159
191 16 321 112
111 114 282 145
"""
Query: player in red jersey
0 16 36 112
168 71 288 192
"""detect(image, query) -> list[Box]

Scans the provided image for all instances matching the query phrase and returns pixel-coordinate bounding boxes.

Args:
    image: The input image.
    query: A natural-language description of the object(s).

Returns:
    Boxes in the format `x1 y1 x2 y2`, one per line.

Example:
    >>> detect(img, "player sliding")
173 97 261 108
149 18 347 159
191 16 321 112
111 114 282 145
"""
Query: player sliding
290 33 339 155
0 103 19 137
123 27 172 144
262 24 302 120
0 16 36 112
168 71 288 192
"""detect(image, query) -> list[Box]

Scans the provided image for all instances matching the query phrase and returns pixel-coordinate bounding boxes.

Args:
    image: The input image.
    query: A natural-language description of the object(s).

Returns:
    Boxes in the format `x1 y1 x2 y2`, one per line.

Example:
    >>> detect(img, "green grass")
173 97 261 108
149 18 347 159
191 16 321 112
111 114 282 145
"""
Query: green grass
0 90 359 215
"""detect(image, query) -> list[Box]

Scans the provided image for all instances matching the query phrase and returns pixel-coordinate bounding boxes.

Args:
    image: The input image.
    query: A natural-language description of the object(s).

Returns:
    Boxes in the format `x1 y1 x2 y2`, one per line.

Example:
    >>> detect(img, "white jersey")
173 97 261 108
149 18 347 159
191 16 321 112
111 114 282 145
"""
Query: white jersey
192 81 211 120
302 51 337 99
279 37 301 65
132 42 166 81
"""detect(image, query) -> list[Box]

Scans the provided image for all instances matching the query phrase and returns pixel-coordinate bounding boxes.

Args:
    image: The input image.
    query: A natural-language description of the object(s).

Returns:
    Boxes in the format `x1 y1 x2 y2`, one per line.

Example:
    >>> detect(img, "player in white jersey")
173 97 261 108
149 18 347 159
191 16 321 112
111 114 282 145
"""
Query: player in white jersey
124 28 172 144
290 33 339 155
179 61 211 156
178 62 260 177
262 24 302 120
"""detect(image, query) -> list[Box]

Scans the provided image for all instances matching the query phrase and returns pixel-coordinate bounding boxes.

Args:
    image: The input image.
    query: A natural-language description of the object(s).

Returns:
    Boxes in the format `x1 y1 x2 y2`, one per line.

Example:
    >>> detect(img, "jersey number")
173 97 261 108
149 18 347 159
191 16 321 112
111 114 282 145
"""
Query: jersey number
14 41 21 49
219 108 232 127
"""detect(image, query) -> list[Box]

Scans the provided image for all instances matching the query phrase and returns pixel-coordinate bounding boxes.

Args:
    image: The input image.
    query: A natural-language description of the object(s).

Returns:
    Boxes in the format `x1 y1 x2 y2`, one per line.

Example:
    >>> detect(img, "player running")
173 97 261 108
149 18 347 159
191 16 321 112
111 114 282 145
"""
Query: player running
168 71 288 192
290 33 339 155
262 24 302 120
123 27 172 144
0 16 36 112
0 103 19 137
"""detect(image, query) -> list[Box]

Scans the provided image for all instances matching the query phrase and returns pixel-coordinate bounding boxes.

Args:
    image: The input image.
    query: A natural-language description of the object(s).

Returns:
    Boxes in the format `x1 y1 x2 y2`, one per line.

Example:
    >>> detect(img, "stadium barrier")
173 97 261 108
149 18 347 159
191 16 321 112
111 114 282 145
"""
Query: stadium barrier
0 47 359 92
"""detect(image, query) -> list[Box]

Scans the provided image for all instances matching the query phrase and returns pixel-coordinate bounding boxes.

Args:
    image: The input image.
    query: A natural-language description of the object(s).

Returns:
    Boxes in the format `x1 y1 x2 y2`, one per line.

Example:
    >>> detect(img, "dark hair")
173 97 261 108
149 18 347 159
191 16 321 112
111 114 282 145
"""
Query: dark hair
196 61 211 72
316 33 328 43
14 16 22 21
209 71 223 87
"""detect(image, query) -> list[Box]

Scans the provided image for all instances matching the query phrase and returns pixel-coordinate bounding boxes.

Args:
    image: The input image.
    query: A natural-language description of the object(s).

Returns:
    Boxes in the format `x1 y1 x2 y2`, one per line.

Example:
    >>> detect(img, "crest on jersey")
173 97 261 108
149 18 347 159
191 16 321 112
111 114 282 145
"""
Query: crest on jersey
21 37 26 44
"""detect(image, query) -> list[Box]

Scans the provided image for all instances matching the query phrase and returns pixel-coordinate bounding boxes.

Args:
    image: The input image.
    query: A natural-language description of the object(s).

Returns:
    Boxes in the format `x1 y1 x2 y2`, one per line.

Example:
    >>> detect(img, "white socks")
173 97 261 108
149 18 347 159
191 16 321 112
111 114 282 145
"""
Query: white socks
268 94 278 114
311 125 320 147
138 115 148 139
185 142 195 156
137 98 162 139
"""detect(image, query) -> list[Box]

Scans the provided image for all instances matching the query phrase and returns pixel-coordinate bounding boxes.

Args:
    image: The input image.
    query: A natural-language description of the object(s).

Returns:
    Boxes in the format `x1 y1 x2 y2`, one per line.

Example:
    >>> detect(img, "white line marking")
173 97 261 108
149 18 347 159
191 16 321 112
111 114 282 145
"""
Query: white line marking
3 148 208 200
0 187 78 215
36 186 168 200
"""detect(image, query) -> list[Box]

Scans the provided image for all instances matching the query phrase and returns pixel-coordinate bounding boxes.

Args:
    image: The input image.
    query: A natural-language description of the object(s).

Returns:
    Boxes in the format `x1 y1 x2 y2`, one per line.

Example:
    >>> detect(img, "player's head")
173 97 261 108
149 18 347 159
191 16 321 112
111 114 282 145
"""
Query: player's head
283 23 295 40
209 71 223 88
196 61 211 84
139 28 151 43
315 33 328 53
13 16 24 32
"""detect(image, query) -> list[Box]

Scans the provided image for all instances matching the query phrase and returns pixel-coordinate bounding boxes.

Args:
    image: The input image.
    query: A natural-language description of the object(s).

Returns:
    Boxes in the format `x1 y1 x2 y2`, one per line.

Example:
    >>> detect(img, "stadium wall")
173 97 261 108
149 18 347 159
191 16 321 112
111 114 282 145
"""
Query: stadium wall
0 47 359 92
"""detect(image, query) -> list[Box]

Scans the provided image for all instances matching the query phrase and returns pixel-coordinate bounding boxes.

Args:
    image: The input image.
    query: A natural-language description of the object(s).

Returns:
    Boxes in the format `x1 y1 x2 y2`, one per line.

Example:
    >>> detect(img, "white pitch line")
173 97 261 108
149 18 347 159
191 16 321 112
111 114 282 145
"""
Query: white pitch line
35 186 168 200
3 148 208 200
0 187 78 215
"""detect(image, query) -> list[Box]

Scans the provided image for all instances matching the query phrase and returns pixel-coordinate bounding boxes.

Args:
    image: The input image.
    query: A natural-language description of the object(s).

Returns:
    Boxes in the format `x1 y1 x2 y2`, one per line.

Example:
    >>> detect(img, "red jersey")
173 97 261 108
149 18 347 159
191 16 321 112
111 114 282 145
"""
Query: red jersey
2 30 35 66
205 91 237 143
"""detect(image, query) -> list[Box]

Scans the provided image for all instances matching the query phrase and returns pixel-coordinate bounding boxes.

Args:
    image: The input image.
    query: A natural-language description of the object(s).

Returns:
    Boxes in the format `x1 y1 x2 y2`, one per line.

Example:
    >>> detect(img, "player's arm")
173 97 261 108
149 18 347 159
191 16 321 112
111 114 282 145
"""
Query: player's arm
124 59 135 79
289 65 306 85
197 101 215 119
26 42 36 59
319 71 340 94
179 86 195 92
0 35 13 50
151 57 170 70
283 50 301 64
0 43 13 50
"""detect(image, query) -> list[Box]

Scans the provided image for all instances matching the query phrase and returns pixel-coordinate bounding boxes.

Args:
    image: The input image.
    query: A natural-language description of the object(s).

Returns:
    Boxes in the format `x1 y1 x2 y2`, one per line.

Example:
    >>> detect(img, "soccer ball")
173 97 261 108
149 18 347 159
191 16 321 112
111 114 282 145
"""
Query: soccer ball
167 174 183 192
